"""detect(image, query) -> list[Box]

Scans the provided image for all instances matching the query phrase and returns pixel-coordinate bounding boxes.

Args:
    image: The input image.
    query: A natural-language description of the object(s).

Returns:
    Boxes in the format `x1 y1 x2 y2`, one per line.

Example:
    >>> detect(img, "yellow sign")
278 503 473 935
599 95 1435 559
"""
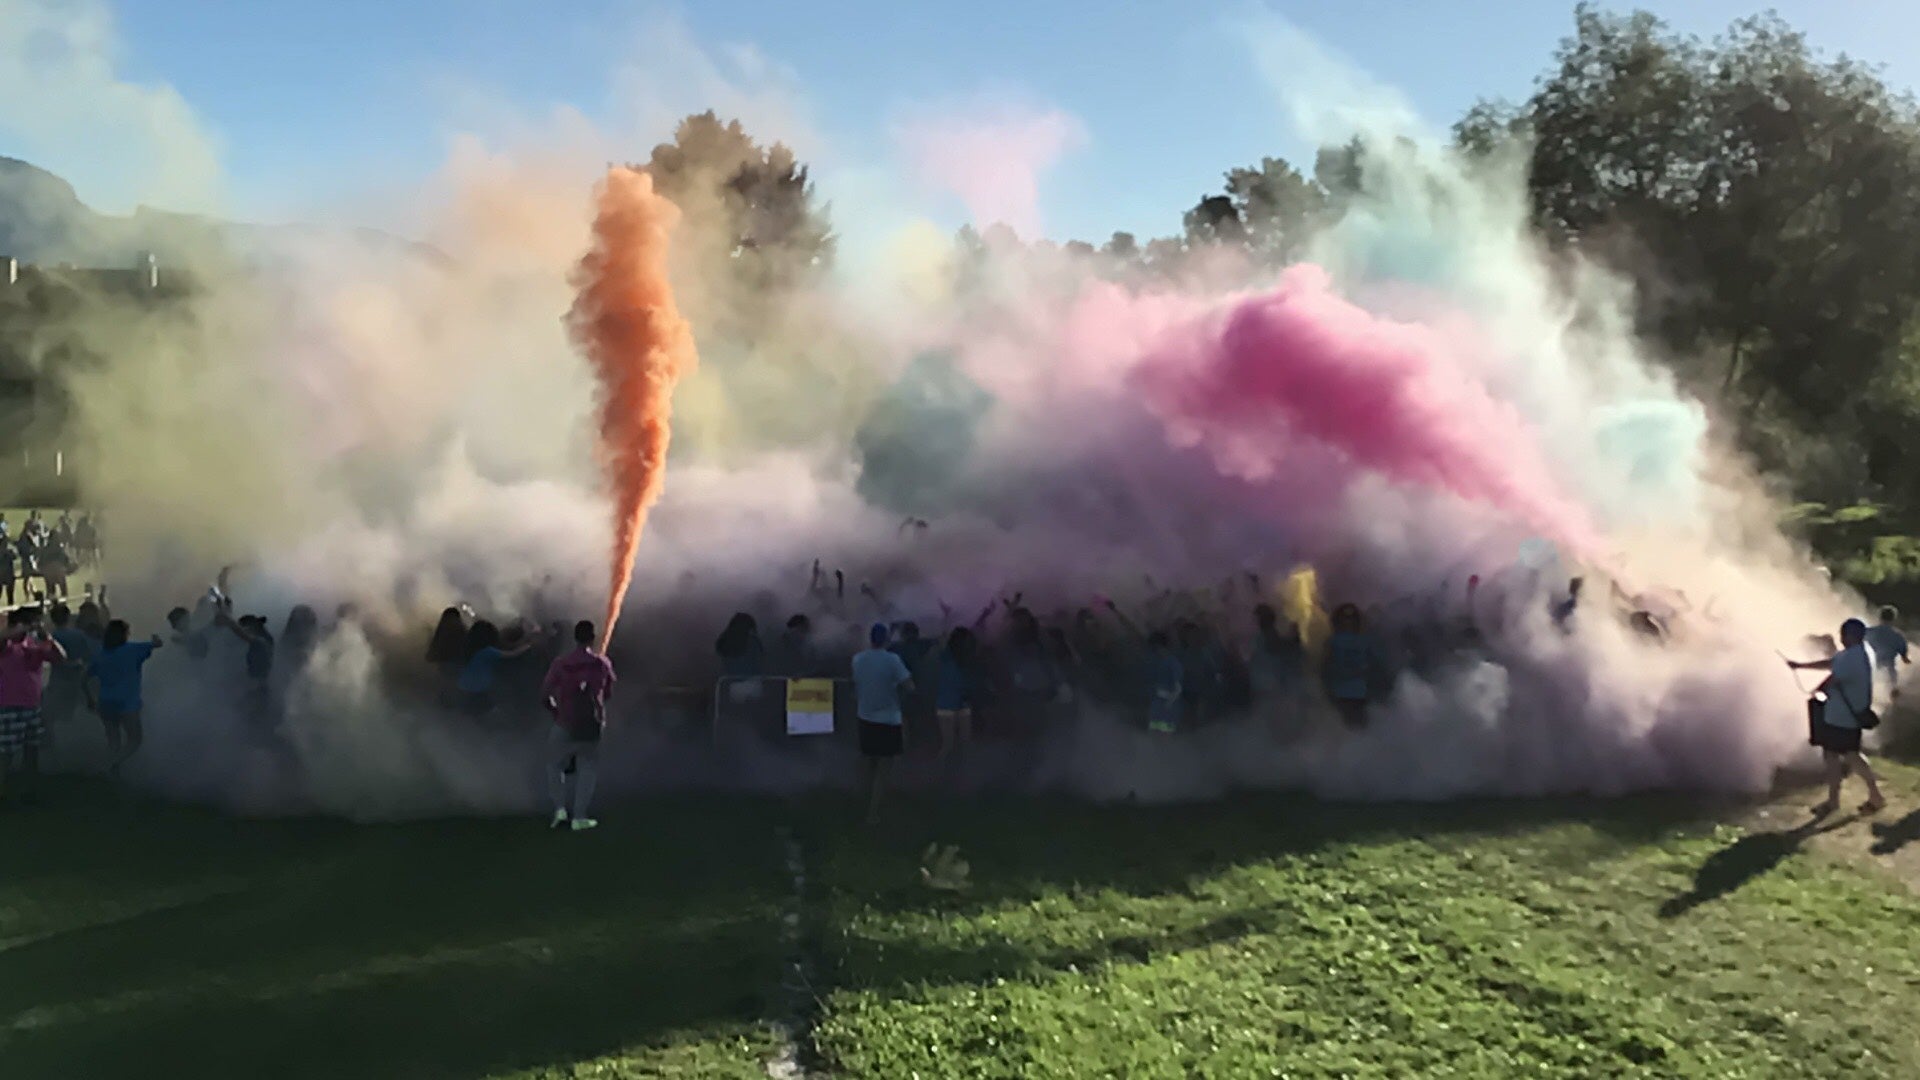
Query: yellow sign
786 678 834 736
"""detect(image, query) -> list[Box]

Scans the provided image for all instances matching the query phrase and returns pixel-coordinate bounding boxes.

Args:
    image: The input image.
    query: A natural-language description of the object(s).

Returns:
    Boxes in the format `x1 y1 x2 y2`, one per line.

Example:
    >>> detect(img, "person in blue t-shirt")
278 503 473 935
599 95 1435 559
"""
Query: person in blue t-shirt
456 620 543 717
1323 604 1381 730
86 620 162 772
1867 606 1912 699
852 623 913 822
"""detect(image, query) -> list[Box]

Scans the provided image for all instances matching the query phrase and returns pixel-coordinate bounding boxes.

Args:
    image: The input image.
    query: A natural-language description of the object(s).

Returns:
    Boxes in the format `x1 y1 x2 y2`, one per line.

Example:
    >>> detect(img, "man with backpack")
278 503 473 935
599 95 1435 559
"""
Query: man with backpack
541 620 616 832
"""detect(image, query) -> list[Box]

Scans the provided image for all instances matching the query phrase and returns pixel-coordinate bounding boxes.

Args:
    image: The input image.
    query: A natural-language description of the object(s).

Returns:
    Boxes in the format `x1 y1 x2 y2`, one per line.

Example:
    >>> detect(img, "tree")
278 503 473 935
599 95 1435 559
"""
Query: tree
1182 194 1246 247
1181 156 1326 264
639 111 836 341
1471 4 1920 507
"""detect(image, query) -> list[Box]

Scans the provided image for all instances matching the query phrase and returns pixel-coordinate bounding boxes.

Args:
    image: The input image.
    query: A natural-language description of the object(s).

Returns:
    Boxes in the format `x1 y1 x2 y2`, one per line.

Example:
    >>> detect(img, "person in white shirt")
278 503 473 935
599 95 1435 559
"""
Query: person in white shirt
1789 618 1888 816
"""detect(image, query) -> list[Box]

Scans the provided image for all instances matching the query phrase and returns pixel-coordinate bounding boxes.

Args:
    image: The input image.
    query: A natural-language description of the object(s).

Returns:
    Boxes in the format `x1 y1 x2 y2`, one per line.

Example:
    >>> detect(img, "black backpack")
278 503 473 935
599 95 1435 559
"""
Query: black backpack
564 679 605 742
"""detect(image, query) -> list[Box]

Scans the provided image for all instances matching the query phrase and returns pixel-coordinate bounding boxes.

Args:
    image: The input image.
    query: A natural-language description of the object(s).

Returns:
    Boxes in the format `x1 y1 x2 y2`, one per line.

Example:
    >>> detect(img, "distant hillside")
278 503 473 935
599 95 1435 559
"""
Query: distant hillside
0 156 446 268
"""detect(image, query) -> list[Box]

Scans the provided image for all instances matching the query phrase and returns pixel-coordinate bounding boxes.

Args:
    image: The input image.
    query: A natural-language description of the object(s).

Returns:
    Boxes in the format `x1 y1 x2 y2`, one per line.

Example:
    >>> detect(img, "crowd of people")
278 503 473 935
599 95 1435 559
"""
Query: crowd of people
0 522 1908 826
0 565 622 828
691 557 1786 818
0 511 101 606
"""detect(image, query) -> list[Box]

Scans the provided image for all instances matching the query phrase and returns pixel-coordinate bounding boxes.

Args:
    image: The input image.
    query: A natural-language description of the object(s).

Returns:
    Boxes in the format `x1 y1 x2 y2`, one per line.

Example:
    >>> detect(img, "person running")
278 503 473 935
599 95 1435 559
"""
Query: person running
852 622 912 822
541 620 615 831
0 608 67 804
1790 617 1889 816
1866 606 1911 701
86 620 161 773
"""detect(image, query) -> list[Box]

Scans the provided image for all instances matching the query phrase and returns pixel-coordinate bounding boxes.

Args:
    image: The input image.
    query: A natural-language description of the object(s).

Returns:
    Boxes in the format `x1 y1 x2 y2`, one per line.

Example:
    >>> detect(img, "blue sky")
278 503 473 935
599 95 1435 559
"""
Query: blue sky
23 0 1920 244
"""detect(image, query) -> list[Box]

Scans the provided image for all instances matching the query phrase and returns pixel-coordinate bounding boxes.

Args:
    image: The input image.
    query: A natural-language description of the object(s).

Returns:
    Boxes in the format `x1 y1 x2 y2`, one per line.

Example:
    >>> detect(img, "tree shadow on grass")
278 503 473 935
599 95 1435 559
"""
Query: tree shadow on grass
0 782 786 1080
1659 811 1855 918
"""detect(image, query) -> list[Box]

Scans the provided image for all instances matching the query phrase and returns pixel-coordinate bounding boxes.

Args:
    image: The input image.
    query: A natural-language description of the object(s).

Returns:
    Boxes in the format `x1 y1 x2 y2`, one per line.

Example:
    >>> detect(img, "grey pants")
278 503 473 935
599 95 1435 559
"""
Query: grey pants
547 726 600 818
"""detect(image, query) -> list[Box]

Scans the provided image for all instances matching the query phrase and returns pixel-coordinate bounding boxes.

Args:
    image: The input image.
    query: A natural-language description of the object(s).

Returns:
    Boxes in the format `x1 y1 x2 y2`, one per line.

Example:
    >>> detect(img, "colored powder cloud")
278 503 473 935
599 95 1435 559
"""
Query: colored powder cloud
893 100 1086 240
1135 264 1600 554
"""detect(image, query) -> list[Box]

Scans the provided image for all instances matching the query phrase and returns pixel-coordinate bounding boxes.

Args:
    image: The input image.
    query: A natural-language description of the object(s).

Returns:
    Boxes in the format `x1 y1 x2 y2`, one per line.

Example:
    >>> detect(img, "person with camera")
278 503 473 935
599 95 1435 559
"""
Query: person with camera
1790 617 1888 817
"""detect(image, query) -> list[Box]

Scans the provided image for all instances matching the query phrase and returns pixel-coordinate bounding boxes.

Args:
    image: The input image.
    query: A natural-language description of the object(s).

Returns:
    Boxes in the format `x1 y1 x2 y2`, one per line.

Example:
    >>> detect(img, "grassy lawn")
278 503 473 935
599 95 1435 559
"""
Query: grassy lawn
0 783 784 1080
10 774 1920 1077
806 791 1920 1078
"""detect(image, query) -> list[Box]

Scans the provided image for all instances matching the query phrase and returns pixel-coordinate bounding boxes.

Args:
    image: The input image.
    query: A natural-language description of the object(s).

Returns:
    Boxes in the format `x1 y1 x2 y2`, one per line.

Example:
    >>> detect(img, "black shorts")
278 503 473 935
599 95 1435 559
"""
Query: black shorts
1813 721 1863 754
858 720 903 758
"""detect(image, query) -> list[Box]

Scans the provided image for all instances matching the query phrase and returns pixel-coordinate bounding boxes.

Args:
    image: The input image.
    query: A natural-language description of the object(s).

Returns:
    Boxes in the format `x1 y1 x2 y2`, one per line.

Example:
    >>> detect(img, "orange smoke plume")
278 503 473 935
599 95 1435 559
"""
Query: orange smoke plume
567 167 697 649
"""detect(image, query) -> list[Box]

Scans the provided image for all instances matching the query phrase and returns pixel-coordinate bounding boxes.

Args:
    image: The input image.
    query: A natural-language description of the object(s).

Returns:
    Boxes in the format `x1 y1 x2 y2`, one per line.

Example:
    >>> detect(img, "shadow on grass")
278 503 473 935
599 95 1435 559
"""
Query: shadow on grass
798 792 1715 992
0 780 785 1080
1659 811 1855 918
1871 805 1920 855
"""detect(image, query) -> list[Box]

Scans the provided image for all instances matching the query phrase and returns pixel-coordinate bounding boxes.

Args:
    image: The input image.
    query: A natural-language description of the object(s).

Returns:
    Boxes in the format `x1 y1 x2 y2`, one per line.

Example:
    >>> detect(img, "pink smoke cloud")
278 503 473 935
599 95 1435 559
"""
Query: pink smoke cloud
1131 264 1600 554
894 101 1086 240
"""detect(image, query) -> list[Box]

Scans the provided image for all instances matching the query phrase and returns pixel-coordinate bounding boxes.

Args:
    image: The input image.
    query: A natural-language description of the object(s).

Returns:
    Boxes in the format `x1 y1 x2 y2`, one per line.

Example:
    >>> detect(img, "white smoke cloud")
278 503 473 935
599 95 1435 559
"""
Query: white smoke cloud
0 0 223 213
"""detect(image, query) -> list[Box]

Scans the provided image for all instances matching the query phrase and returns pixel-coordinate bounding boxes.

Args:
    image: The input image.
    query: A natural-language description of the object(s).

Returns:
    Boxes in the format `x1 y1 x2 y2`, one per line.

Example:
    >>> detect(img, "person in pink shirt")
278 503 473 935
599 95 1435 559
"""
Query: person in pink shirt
540 620 616 832
0 606 68 804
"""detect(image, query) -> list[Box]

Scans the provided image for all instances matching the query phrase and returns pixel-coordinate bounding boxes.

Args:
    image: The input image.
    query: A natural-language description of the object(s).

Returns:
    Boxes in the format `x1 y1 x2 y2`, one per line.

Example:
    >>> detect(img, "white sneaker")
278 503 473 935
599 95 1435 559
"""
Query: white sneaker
570 817 600 832
549 809 569 830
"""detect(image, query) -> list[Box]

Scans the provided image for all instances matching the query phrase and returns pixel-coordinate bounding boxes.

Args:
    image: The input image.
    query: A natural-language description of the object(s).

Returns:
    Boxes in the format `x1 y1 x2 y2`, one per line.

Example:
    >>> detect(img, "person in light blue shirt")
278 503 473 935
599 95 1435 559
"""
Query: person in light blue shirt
86 619 161 772
852 624 912 822
1789 618 1887 816
1866 606 1911 697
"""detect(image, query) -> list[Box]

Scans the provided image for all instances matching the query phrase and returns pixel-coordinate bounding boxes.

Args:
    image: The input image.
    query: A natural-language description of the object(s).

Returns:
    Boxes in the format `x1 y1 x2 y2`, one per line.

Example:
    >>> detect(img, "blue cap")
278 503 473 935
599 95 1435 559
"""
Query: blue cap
870 622 889 646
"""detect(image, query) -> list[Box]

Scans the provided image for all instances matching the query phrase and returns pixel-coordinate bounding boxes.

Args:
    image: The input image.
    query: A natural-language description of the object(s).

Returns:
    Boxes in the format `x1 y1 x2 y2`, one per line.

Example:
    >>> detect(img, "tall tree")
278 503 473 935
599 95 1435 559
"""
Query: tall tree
1181 157 1326 264
1460 5 1920 504
639 111 836 341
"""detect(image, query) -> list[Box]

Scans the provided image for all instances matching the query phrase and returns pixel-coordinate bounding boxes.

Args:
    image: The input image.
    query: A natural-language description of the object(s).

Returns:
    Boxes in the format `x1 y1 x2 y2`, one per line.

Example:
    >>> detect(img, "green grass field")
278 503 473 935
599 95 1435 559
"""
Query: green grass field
9 772 1920 1078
